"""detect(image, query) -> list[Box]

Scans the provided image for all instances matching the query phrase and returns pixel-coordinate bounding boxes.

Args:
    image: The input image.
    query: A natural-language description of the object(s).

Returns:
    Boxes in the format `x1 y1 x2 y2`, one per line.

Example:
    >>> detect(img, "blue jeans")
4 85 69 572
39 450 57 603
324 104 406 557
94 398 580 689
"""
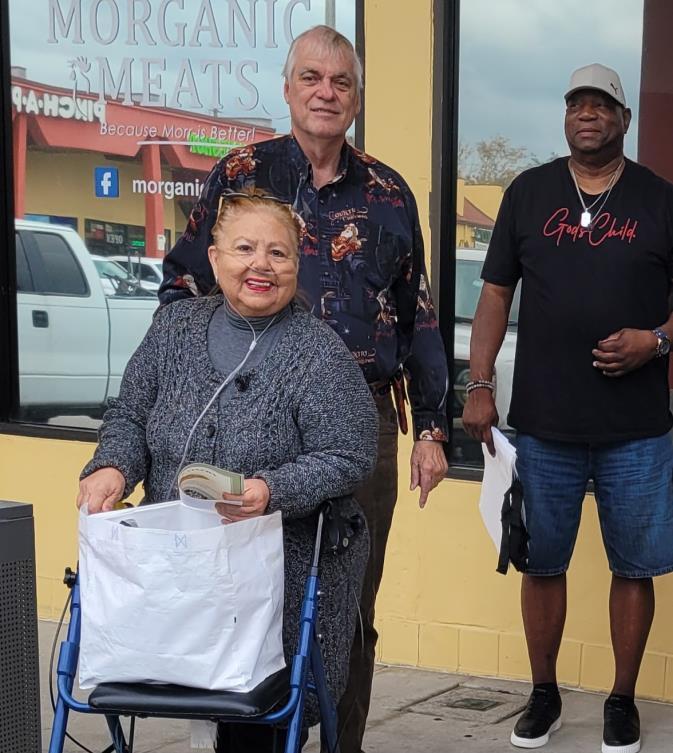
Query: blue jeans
515 431 673 577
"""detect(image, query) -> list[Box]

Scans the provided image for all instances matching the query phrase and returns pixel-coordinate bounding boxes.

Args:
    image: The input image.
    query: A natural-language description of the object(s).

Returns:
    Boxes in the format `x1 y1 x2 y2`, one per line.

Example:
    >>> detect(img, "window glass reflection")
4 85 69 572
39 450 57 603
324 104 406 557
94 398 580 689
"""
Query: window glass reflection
453 0 647 467
8 1 357 428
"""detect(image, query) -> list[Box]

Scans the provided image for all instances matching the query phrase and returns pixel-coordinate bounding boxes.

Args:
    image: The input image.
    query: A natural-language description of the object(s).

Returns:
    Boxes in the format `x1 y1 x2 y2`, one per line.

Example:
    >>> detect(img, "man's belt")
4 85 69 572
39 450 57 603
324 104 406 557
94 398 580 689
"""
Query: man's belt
368 380 391 397
367 369 409 435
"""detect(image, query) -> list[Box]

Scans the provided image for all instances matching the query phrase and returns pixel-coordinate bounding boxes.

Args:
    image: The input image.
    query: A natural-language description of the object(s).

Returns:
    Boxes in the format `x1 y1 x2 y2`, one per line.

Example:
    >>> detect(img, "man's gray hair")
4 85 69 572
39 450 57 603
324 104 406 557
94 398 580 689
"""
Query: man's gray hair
282 25 363 91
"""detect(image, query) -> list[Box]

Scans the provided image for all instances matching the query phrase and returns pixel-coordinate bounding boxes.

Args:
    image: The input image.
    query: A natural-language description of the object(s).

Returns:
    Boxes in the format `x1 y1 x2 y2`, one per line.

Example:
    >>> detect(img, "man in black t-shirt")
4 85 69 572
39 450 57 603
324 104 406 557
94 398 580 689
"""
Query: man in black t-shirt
464 64 673 753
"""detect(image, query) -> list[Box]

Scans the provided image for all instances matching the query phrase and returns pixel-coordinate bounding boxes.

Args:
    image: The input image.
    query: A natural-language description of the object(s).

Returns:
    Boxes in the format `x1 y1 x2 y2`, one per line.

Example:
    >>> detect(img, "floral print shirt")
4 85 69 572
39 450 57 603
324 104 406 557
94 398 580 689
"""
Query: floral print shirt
159 135 448 441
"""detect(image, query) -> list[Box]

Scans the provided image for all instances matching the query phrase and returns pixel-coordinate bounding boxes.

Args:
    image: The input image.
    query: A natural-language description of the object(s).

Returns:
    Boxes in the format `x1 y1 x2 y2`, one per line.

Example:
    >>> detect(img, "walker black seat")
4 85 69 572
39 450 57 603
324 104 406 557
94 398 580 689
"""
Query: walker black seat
88 666 290 721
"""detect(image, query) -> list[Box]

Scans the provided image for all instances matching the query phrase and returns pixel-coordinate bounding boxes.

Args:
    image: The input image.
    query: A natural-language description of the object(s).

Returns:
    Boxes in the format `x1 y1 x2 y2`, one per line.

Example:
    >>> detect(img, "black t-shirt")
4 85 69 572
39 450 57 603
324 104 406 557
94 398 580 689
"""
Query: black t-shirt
482 157 673 443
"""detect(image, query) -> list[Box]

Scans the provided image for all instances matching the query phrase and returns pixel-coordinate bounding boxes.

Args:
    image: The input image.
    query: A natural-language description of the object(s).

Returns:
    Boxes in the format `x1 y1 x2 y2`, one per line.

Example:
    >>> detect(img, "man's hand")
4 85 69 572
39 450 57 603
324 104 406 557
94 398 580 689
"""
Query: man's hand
215 478 270 523
592 328 658 378
77 467 126 513
410 440 448 509
462 388 499 456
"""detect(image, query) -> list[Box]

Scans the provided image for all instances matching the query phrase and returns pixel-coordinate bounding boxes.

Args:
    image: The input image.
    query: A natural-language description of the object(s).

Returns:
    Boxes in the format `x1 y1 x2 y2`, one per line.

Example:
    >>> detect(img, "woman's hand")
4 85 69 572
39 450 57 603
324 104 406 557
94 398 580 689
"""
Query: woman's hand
215 478 270 523
77 468 126 513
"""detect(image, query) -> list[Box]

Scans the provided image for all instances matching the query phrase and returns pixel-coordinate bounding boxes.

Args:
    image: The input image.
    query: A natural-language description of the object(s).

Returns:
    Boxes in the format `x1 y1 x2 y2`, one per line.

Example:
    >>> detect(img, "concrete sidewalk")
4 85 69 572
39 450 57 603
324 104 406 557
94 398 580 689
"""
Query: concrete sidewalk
39 620 673 753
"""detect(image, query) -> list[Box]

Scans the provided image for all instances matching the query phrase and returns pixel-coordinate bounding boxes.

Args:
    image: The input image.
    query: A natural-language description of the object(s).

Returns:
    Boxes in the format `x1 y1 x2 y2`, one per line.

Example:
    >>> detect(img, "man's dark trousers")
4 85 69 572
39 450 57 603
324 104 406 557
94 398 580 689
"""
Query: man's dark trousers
335 392 399 753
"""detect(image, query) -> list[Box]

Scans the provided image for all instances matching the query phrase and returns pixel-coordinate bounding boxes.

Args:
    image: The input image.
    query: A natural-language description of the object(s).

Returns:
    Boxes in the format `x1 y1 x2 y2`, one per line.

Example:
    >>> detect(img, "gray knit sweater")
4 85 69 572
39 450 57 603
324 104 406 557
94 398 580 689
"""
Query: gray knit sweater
82 295 378 723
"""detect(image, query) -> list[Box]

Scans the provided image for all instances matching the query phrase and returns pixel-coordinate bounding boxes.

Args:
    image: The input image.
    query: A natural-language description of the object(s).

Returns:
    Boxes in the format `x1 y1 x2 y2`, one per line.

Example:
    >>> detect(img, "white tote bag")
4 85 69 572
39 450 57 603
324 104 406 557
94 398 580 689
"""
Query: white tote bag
78 501 285 692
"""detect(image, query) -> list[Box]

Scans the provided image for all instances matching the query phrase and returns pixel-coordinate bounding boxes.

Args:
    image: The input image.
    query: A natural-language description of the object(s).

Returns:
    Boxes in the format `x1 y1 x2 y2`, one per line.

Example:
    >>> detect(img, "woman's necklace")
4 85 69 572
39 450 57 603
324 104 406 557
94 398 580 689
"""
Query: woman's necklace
568 159 624 228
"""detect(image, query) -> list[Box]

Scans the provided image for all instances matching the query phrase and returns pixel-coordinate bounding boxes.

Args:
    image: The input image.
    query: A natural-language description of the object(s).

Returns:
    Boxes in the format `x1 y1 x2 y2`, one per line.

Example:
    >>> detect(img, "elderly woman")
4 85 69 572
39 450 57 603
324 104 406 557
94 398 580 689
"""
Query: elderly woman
77 191 378 752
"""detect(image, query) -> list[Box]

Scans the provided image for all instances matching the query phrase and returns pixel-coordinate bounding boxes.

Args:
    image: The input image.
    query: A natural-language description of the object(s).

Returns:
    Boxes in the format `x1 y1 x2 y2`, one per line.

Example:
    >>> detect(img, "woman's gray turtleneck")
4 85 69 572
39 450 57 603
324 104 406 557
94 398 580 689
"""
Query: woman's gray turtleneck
207 298 292 403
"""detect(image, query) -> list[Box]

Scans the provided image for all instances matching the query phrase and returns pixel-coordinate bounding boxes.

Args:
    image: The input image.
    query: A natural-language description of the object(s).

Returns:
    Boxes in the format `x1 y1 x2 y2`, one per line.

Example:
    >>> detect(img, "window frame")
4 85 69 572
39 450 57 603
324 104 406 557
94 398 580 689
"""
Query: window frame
0 0 22 435
0 0 366 441
430 0 468 476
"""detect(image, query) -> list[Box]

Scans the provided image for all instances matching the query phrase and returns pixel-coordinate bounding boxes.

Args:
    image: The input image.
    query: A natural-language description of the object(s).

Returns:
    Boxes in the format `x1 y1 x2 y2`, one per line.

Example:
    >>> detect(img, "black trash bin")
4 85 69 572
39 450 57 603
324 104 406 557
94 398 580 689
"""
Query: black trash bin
0 500 41 753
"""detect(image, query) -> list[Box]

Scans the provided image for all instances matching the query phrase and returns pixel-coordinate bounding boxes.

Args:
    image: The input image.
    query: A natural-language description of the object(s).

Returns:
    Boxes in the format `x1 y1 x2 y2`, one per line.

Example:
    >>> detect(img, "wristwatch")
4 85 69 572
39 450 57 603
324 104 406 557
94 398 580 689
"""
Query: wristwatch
653 328 671 357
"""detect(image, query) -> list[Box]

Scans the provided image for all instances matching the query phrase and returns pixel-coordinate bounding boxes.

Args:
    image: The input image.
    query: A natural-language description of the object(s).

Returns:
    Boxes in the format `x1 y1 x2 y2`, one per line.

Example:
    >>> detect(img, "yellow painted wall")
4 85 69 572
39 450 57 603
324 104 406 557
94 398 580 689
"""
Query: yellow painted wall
456 178 466 225
455 178 472 247
375 465 673 701
456 223 473 247
24 149 183 242
2 0 673 704
364 1 433 254
464 183 502 222
0 435 145 619
363 0 673 702
455 178 502 247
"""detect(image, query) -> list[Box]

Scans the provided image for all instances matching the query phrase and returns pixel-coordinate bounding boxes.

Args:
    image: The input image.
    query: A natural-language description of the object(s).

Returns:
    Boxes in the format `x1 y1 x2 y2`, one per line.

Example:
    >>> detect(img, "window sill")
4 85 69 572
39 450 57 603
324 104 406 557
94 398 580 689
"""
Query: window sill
443 464 596 495
445 463 483 482
0 421 97 442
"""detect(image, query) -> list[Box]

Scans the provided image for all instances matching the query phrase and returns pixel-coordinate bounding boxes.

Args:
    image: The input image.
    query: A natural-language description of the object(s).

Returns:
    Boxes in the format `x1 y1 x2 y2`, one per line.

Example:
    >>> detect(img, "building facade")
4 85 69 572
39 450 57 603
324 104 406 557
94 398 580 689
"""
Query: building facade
2 0 673 703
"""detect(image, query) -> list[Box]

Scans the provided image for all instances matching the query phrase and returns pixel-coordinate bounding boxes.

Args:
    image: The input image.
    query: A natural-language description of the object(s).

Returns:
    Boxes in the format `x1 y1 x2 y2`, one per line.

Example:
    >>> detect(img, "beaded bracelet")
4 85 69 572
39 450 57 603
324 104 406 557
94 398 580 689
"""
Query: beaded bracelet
465 379 495 395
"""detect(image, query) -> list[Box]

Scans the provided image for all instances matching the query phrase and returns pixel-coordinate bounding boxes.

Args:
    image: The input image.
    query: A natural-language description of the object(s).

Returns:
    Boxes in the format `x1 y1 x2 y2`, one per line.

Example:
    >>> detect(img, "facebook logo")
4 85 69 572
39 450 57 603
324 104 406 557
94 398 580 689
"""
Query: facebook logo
94 167 119 198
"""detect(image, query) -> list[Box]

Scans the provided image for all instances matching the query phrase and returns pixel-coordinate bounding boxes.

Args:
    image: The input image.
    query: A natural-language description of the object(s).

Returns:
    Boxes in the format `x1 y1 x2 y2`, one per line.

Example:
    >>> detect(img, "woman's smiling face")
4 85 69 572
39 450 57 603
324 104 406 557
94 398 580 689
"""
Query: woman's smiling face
208 205 299 317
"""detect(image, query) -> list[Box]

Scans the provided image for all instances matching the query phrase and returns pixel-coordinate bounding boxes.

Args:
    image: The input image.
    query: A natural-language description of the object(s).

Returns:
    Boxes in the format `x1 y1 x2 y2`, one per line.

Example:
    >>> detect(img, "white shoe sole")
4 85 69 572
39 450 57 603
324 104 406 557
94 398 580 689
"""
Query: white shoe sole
601 739 640 753
510 718 562 748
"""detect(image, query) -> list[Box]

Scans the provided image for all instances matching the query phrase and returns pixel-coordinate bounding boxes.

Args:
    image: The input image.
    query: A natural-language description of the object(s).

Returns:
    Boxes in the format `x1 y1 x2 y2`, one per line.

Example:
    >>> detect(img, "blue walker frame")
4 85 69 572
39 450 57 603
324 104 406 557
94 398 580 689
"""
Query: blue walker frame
48 512 340 753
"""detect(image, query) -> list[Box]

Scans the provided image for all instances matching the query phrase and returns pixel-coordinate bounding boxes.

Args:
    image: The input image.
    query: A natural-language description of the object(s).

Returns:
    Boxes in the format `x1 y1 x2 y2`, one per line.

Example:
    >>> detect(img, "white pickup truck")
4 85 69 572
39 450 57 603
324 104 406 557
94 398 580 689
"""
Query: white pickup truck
15 220 157 420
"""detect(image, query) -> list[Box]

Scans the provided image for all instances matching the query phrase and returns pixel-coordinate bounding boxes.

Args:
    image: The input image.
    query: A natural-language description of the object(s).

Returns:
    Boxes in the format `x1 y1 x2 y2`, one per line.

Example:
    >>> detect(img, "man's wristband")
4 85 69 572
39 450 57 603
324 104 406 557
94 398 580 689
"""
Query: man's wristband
465 379 495 395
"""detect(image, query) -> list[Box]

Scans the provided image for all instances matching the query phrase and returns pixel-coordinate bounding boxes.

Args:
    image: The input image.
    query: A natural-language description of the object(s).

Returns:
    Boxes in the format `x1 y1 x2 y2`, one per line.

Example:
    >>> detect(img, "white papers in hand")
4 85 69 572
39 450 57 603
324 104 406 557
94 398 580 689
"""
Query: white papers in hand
478 427 517 552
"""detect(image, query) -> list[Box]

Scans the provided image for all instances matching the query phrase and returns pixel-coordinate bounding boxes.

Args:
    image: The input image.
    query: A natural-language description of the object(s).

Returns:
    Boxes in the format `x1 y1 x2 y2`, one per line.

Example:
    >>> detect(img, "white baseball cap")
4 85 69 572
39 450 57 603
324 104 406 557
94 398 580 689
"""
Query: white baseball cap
565 63 626 107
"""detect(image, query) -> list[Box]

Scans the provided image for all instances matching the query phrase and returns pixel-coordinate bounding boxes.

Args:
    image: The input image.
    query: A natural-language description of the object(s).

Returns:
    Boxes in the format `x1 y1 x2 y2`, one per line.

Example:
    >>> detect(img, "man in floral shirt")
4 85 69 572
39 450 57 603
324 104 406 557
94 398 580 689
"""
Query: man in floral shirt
160 25 449 752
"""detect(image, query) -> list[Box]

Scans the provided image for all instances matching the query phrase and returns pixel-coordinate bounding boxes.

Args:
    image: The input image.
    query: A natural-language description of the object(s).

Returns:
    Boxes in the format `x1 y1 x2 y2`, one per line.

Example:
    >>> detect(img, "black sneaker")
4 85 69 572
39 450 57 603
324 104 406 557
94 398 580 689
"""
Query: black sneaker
510 687 562 748
602 694 640 753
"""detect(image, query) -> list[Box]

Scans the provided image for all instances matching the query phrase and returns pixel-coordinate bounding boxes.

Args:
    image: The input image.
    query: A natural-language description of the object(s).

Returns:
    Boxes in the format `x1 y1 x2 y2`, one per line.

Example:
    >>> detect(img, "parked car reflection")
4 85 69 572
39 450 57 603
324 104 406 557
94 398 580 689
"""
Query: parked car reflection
91 255 158 297
109 255 164 289
452 248 520 465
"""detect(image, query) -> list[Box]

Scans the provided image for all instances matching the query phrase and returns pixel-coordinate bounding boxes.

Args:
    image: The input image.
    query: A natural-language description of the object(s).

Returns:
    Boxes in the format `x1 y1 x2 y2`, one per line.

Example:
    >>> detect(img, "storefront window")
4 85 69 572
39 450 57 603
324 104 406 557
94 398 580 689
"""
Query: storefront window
452 0 651 467
8 1 358 429
84 219 171 258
